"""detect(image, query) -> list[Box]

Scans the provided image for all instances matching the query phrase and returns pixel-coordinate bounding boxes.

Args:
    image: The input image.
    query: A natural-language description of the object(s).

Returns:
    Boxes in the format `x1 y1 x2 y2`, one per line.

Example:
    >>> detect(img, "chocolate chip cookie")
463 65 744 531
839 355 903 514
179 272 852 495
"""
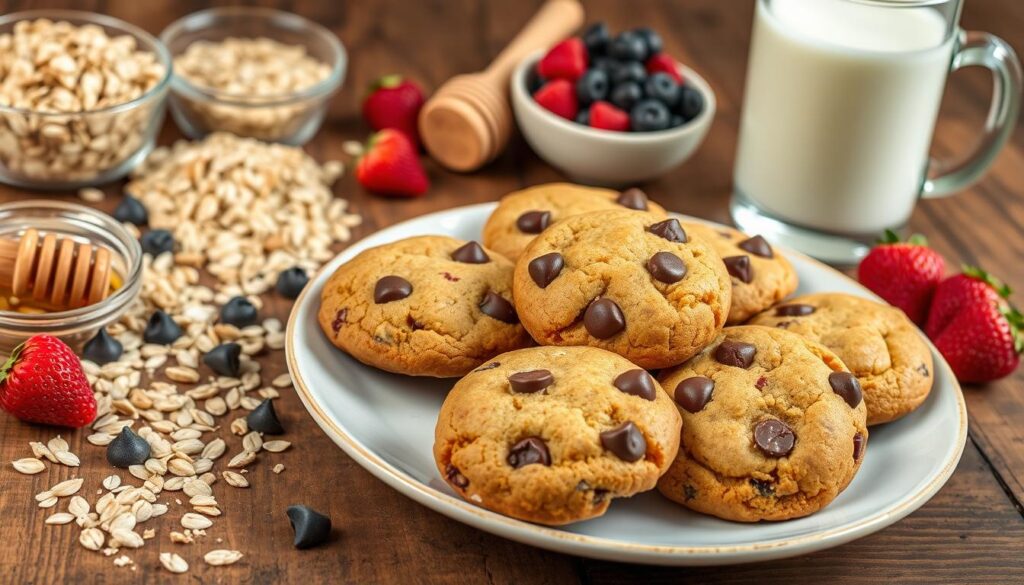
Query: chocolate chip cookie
318 236 532 377
748 292 934 425
682 222 798 324
434 345 682 525
513 210 731 369
657 325 868 522
482 183 667 261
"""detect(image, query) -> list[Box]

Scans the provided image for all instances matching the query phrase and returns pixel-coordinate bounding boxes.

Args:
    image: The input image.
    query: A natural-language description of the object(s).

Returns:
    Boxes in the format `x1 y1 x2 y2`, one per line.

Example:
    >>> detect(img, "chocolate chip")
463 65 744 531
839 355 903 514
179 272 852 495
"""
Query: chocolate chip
143 310 183 345
331 308 347 333
600 422 647 462
221 296 259 327
647 219 687 242
750 478 775 497
374 275 413 304
140 229 174 256
738 235 773 258
575 480 591 492
753 419 795 457
475 362 500 372
613 369 656 401
451 241 490 263
479 292 518 323
247 399 285 434
723 255 753 283
82 328 123 365
584 298 625 339
507 437 551 468
674 376 714 413
276 266 309 299
917 363 930 376
647 251 687 283
445 464 469 488
828 372 863 408
286 505 332 549
593 488 609 504
516 210 551 234
528 252 564 288
775 303 815 317
853 433 866 461
684 485 698 501
715 340 756 368
113 195 148 226
616 187 649 210
755 375 768 390
441 272 460 282
106 426 151 468
203 342 241 377
508 370 553 393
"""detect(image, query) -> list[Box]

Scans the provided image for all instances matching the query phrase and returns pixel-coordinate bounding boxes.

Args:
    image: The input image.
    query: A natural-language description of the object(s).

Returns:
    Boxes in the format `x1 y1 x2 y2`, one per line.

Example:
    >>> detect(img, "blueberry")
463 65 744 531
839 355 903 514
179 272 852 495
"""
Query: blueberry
610 82 644 111
575 107 591 126
634 27 663 56
286 505 332 549
526 66 546 95
106 426 151 468
576 69 609 106
631 99 672 132
583 22 611 56
610 60 646 86
276 266 309 299
82 328 123 365
644 73 680 108
203 342 241 377
140 229 174 256
220 296 259 328
591 57 617 76
143 310 183 345
670 115 685 128
608 31 648 62
678 84 705 120
112 196 148 226
248 399 285 434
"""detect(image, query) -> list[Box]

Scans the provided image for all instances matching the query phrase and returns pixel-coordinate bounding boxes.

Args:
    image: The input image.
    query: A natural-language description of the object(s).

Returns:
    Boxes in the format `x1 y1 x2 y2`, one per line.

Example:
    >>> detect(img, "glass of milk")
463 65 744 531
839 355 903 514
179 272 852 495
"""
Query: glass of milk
731 0 1021 265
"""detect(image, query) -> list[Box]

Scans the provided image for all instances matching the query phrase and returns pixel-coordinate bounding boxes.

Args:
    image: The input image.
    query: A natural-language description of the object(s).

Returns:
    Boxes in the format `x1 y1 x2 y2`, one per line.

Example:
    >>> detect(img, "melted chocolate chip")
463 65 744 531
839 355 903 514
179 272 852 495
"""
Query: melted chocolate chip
647 219 687 243
516 210 551 234
829 372 863 408
451 241 490 263
613 369 657 401
479 292 518 323
723 255 753 283
853 433 866 461
647 251 687 283
445 464 469 488
715 340 757 368
750 478 775 497
684 485 698 501
374 275 413 304
616 188 649 210
593 488 610 504
584 298 626 339
508 370 553 394
753 419 795 457
600 422 647 462
507 437 551 468
528 252 564 288
475 362 500 372
775 303 815 317
441 272 460 282
674 376 714 413
738 235 773 258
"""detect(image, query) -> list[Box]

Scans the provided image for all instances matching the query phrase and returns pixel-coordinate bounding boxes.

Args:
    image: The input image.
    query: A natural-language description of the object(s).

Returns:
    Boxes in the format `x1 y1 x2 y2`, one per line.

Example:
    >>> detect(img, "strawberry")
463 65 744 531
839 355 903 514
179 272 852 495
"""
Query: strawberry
533 79 578 120
645 53 683 84
537 38 588 81
362 75 425 147
589 101 630 131
356 129 430 197
857 230 945 325
926 267 1022 383
0 335 95 428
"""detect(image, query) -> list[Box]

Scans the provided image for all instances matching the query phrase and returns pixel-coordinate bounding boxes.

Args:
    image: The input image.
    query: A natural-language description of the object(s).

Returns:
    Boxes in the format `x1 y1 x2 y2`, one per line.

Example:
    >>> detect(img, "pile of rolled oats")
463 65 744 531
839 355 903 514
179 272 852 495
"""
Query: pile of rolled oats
0 18 167 183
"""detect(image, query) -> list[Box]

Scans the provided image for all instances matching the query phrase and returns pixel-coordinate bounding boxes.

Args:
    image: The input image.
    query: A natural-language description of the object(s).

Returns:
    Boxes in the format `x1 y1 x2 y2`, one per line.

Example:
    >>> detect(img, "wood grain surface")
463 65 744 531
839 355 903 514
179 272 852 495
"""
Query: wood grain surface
0 1 1021 583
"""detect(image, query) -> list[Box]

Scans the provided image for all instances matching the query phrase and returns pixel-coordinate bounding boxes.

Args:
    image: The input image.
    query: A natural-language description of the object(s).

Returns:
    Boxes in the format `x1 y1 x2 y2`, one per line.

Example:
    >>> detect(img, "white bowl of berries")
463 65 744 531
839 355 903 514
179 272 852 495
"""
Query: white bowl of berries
511 23 715 186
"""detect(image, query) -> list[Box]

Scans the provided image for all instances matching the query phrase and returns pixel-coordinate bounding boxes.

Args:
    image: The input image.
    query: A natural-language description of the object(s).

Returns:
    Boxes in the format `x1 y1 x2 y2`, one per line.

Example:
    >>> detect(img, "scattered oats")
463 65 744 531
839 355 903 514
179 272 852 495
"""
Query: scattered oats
271 373 292 388
54 450 80 467
272 464 285 474
181 512 213 530
242 432 263 453
165 366 200 384
343 140 365 157
194 505 221 517
113 555 133 568
201 438 226 460
30 441 56 463
129 465 151 481
168 459 196 477
80 528 105 551
230 418 248 436
169 531 193 544
47 436 69 453
50 478 84 497
160 552 189 574
221 471 249 488
262 440 291 453
46 512 75 525
183 478 213 498
204 549 244 566
111 528 145 549
143 528 156 539
79 187 105 203
69 496 90 517
227 451 256 469
102 475 122 491
38 495 58 508
87 433 115 446
189 495 217 507
12 457 46 474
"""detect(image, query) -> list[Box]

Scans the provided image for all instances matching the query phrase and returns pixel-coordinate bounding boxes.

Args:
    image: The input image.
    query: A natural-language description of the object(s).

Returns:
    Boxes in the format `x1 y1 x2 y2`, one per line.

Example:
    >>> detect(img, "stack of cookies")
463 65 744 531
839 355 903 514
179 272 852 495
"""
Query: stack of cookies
317 183 935 525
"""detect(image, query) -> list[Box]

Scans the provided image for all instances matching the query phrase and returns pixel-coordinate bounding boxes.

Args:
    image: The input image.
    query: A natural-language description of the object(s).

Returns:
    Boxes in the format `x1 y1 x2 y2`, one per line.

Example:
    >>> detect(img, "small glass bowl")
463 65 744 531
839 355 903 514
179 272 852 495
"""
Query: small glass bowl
0 201 142 356
160 7 347 145
0 10 172 190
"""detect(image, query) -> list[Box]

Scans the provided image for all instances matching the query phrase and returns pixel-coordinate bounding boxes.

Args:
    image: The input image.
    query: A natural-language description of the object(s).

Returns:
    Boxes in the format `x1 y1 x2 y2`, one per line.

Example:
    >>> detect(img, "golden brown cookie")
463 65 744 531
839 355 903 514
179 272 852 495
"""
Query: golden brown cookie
657 325 868 522
434 346 682 525
482 183 667 261
748 293 934 425
513 210 731 369
318 236 532 377
682 222 798 324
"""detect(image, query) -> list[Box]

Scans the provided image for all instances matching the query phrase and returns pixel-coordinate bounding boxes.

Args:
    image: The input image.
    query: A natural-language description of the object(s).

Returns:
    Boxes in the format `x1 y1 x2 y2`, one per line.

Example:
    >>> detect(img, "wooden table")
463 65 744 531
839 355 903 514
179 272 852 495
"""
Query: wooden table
0 1 1022 583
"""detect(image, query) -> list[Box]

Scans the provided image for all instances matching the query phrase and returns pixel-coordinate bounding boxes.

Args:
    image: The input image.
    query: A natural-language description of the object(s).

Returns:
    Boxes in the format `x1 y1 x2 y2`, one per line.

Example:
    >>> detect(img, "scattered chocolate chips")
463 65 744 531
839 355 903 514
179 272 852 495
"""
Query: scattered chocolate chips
474 361 500 372
445 464 469 488
600 422 647 462
516 210 551 234
829 372 863 408
331 309 348 333
507 437 551 468
451 241 490 263
738 235 773 258
82 328 123 365
613 369 657 401
750 478 775 497
374 275 413 304
247 399 285 434
853 433 866 461
140 229 174 256
143 310 183 345
753 419 796 457
286 505 332 549
684 484 698 501
584 298 626 339
508 369 553 393
112 195 148 226
479 292 518 323
774 303 815 317
221 296 259 327
723 255 753 283
106 426 151 468
674 376 714 413
647 218 687 243
276 266 309 299
203 343 241 377
646 251 687 283
715 340 756 368
616 187 649 210
528 252 564 288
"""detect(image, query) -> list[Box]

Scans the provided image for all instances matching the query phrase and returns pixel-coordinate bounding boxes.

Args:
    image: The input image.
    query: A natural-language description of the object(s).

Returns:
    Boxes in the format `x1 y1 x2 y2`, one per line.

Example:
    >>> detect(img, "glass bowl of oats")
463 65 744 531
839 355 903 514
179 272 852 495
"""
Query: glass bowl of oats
0 11 171 190
160 7 346 145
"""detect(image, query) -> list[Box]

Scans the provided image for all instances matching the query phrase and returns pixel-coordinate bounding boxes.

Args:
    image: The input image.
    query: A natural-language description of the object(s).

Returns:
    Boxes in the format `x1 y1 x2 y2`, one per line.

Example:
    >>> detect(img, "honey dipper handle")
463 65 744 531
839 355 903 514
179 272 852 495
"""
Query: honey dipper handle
482 0 584 86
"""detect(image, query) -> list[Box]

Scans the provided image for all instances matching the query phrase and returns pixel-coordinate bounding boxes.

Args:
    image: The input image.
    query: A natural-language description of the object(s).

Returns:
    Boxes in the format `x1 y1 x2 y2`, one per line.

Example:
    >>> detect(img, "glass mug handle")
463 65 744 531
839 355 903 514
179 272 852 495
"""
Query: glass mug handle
923 30 1023 198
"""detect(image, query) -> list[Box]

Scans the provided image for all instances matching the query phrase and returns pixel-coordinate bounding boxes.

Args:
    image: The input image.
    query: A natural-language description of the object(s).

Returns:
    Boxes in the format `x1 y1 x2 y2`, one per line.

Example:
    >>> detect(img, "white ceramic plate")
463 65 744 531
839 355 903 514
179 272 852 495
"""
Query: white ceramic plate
286 204 967 566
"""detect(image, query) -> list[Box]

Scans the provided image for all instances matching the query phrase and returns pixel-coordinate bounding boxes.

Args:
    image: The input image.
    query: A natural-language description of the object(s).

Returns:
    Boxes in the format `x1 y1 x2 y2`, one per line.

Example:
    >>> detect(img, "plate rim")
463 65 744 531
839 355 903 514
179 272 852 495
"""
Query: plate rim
285 202 968 565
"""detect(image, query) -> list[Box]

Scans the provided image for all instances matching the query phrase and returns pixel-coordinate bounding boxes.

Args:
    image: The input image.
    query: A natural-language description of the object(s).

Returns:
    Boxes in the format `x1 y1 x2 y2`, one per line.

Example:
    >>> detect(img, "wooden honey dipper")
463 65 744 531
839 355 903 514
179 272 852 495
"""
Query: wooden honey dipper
0 229 112 310
419 0 584 172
